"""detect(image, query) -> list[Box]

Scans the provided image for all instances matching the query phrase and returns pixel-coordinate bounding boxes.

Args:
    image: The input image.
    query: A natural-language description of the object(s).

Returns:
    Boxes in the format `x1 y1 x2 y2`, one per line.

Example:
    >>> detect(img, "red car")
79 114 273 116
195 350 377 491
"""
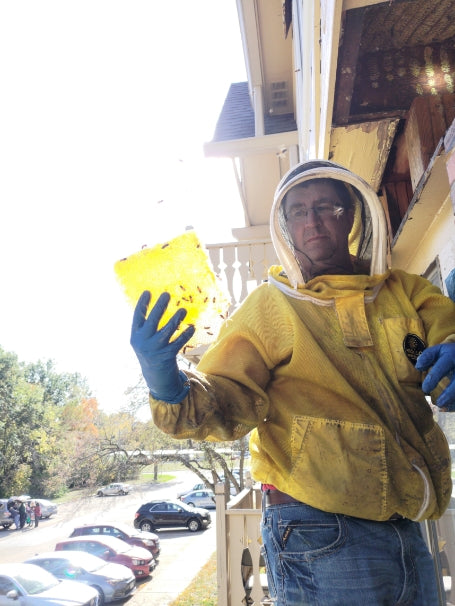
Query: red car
55 535 155 578
69 523 160 560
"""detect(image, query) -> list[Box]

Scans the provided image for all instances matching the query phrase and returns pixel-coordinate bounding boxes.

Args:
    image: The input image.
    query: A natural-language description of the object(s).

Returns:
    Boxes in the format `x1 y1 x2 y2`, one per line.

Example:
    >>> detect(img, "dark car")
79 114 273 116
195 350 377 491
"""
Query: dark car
134 499 211 533
70 523 160 560
55 535 155 578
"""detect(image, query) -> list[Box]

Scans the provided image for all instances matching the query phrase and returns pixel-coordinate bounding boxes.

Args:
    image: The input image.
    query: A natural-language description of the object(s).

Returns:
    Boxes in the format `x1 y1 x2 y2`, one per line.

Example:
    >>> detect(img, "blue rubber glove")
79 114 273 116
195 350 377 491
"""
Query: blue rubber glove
130 291 195 403
415 343 455 411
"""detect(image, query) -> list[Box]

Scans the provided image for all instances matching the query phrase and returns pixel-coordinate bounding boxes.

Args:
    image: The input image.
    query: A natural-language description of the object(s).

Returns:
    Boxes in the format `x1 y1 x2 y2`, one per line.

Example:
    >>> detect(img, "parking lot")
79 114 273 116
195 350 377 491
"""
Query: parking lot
0 472 217 606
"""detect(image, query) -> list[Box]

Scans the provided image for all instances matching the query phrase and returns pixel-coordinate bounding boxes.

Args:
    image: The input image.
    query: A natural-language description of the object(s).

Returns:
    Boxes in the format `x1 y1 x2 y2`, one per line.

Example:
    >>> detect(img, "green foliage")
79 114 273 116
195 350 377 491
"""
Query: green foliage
23 359 90 406
0 344 248 501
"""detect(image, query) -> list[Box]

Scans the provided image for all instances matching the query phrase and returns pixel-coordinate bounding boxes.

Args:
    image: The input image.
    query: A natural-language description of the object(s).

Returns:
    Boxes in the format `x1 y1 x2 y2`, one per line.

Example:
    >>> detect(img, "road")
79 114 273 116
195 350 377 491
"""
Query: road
0 472 217 606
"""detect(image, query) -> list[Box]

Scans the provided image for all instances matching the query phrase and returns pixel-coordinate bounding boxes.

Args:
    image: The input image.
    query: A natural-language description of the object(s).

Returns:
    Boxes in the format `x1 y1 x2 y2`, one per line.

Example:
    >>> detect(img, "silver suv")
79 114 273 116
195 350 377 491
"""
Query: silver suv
0 499 13 529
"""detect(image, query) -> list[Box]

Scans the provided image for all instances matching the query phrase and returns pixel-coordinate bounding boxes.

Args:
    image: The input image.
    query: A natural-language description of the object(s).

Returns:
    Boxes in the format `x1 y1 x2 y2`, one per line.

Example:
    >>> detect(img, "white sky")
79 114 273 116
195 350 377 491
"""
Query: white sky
0 1 247 411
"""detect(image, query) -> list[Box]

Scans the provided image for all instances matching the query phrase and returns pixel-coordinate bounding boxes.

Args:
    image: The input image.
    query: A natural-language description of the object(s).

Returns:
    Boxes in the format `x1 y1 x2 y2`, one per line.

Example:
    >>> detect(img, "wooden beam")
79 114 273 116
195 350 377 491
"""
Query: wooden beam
332 8 365 125
343 0 388 9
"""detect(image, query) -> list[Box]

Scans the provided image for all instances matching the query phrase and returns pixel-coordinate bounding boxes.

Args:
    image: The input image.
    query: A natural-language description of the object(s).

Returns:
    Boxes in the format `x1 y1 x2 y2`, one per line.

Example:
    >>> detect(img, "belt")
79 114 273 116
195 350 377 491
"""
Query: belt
263 488 300 507
263 488 406 521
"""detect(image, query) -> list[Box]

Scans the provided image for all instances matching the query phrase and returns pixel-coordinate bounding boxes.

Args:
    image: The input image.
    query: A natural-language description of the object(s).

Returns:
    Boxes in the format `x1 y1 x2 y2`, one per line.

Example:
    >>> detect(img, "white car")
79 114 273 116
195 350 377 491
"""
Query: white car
0 562 99 606
177 482 206 499
179 489 216 509
27 499 58 519
96 483 130 497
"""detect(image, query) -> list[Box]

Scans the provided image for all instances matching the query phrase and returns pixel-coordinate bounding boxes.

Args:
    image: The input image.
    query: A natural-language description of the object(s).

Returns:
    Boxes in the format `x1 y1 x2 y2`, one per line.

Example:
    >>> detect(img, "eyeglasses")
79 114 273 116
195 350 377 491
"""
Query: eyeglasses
284 201 345 223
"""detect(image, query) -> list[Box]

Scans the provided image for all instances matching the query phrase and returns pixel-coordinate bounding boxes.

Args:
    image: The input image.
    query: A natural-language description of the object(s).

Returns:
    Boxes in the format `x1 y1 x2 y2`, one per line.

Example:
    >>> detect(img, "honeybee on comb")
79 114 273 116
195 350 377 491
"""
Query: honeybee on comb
114 231 231 351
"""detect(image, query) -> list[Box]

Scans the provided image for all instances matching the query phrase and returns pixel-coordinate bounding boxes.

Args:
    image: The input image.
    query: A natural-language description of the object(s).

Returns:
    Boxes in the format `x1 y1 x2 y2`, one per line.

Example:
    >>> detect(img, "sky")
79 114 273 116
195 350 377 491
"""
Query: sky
0 1 247 412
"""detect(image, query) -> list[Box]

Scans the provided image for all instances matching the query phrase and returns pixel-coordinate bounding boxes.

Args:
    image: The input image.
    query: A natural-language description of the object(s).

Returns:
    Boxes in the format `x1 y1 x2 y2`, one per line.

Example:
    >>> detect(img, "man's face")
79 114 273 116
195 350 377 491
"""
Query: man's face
283 181 355 280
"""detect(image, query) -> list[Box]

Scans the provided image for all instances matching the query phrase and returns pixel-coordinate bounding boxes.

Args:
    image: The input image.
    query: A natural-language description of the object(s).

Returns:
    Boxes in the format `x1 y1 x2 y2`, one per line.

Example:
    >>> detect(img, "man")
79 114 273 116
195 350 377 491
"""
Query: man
131 160 455 605
7 500 20 530
18 500 26 530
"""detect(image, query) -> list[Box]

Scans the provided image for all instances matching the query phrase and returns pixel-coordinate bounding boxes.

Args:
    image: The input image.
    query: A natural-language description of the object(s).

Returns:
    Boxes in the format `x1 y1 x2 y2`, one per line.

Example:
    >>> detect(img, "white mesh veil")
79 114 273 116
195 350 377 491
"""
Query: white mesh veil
270 160 389 288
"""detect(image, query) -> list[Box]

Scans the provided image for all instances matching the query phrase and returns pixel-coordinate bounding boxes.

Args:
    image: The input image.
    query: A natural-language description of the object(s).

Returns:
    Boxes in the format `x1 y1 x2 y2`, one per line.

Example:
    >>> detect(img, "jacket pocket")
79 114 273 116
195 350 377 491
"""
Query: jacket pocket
291 415 388 520
383 317 425 383
421 423 452 515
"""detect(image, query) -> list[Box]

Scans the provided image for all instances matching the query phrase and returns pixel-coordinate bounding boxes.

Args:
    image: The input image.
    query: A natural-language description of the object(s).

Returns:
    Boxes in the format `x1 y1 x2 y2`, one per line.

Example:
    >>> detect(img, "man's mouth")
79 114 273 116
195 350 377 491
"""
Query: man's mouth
304 234 329 244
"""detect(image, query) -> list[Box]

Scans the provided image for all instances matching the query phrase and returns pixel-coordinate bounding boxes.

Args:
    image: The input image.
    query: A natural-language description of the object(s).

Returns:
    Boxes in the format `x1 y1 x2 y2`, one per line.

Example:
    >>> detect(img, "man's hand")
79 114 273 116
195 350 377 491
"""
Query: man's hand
130 291 195 403
415 343 455 411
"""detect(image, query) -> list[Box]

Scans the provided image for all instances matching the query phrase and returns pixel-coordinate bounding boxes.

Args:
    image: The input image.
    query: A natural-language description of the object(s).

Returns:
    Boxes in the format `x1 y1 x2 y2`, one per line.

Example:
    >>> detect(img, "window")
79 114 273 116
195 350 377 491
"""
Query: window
422 258 443 291
0 577 16 596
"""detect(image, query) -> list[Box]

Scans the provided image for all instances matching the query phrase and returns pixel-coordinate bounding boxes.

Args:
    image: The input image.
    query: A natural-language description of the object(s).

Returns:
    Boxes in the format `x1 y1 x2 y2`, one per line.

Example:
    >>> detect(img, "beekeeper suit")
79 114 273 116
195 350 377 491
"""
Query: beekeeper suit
131 160 455 606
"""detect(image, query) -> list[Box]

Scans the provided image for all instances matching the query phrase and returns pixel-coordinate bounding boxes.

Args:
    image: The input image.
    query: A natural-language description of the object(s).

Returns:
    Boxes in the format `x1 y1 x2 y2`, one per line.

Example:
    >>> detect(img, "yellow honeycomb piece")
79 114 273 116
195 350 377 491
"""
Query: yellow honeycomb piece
114 231 231 351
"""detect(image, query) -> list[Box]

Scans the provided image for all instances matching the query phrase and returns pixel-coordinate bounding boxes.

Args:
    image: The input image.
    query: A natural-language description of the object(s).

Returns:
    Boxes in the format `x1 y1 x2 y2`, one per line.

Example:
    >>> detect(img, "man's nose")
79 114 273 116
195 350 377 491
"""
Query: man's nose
303 207 322 227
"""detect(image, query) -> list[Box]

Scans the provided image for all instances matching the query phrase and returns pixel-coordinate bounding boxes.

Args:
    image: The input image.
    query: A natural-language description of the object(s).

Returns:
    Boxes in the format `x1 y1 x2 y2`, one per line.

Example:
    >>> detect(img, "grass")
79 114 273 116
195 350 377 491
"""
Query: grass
130 472 175 484
169 551 217 606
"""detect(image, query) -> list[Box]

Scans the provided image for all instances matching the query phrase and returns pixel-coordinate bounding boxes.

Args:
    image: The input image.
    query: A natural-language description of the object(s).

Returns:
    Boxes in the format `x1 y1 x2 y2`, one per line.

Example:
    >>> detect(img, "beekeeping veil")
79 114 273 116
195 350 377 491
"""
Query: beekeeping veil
270 160 389 288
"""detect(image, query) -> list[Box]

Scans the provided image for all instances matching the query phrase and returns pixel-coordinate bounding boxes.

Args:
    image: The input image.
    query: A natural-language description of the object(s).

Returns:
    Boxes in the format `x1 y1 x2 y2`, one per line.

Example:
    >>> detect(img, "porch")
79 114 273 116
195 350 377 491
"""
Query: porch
206 240 277 312
214 482 271 606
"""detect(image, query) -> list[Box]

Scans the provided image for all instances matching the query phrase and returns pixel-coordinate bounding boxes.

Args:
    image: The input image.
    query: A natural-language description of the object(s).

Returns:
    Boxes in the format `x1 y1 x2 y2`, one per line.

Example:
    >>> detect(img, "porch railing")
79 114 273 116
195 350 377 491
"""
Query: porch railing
206 240 277 310
215 482 271 606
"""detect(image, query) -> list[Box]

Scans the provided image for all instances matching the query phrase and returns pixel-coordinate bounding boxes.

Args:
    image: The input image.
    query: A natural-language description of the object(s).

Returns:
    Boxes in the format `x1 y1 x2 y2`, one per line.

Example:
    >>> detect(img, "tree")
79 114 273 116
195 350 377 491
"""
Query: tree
0 348 95 498
125 375 252 495
23 359 90 406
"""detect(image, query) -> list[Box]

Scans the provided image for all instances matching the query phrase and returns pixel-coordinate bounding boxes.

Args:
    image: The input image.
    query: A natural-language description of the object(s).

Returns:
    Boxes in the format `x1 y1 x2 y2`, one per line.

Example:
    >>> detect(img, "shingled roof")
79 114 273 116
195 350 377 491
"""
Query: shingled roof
211 82 297 143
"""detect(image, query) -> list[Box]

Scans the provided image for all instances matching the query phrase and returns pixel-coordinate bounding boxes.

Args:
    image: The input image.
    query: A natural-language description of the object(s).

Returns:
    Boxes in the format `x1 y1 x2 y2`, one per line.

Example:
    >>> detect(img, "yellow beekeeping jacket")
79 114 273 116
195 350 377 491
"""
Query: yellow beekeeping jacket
151 268 454 521
149 160 454 521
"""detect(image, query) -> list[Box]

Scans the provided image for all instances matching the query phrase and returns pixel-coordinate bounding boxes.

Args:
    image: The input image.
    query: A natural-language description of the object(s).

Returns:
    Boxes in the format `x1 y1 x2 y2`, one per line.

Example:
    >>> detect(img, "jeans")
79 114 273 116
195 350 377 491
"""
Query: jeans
261 502 439 606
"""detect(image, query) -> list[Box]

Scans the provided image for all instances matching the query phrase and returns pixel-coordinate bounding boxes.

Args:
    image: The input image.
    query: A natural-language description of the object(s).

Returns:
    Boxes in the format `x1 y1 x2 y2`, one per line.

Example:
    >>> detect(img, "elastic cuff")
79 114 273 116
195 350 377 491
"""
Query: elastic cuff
149 370 191 404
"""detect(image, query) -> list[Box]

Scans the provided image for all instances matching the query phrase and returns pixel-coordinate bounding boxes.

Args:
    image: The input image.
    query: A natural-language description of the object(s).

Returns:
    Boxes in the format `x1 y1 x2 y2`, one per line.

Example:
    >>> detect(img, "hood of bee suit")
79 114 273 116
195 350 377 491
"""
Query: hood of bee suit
270 159 390 288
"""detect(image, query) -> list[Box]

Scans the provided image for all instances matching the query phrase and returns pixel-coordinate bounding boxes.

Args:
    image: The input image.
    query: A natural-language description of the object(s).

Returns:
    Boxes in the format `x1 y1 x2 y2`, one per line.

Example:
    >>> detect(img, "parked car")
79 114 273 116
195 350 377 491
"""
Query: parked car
176 482 206 499
55 535 154 578
0 499 13 529
96 483 130 497
25 551 136 605
179 489 215 509
0 562 99 606
69 523 160 560
33 498 58 519
134 499 211 533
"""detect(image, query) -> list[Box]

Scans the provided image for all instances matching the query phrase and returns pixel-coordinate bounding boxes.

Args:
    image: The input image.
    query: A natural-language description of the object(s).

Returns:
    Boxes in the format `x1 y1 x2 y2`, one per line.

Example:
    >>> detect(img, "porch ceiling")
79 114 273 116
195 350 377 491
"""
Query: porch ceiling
333 0 455 126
